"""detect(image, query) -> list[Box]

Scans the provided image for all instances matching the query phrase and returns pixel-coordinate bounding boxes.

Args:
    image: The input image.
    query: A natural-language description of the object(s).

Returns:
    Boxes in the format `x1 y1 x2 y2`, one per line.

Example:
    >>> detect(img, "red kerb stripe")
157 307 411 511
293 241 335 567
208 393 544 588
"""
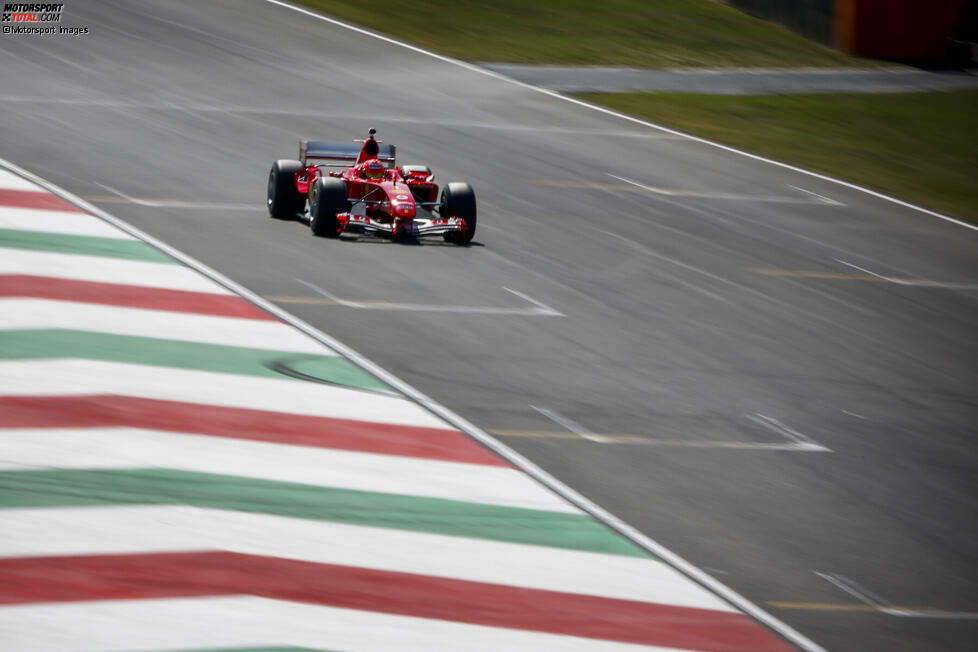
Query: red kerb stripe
0 275 277 320
0 552 792 651
0 395 508 466
0 188 84 212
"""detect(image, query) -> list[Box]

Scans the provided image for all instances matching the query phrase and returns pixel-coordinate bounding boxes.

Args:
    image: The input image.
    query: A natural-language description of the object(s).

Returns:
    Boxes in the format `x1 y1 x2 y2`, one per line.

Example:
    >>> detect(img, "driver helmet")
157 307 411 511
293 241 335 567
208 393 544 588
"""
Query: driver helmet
362 159 385 180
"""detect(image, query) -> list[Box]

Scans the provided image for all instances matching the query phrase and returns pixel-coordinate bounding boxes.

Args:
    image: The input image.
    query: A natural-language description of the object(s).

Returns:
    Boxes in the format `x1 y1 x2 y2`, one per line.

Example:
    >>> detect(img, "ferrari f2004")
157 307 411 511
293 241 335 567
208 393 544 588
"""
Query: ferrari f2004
267 128 476 244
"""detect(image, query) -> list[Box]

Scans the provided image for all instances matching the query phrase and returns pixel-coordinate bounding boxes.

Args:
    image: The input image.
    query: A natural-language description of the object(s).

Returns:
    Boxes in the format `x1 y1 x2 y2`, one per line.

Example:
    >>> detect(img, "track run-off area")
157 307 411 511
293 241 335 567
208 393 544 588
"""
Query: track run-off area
2 1 977 650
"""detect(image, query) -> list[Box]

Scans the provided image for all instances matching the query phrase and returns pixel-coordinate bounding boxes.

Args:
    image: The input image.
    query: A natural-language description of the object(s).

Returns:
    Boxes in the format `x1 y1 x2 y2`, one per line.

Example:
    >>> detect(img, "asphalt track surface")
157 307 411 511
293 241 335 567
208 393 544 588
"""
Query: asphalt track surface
2 1 977 649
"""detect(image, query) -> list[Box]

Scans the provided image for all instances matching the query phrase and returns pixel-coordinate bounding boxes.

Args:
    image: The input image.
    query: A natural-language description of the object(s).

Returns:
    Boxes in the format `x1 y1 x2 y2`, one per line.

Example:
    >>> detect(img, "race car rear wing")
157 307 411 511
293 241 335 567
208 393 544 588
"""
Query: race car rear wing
300 140 397 168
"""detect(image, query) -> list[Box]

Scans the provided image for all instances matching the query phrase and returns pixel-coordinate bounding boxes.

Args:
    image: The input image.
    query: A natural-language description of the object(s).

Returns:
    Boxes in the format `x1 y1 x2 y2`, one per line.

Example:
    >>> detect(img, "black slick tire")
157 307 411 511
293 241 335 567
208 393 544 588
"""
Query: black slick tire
267 159 305 219
441 182 477 244
309 177 347 238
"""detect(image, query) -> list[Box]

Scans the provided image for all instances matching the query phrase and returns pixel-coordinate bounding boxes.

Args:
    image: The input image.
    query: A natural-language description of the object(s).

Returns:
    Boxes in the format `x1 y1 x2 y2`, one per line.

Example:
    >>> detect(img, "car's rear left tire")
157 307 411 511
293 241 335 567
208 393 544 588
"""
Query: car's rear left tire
267 159 305 219
441 182 477 244
309 177 347 238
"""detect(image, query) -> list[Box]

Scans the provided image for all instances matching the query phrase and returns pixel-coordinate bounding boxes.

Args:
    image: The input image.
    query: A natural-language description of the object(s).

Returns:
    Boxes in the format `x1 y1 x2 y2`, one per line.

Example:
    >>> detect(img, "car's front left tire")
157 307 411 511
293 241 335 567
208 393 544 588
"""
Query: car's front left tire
441 182 477 244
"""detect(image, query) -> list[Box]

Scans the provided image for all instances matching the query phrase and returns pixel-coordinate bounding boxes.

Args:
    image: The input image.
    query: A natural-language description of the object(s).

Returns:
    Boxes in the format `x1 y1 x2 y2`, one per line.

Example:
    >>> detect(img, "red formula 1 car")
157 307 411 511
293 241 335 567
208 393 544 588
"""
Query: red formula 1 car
266 128 476 244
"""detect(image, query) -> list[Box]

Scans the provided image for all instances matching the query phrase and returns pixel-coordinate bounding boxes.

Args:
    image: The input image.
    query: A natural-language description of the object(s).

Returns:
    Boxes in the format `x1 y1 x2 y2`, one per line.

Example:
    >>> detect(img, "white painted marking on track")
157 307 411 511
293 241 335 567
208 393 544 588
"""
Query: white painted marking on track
296 279 564 316
814 571 888 608
516 414 830 451
502 287 565 316
618 439 828 451
810 571 978 619
96 183 256 210
0 428 577 513
606 233 728 302
788 185 844 206
748 414 832 452
530 405 612 443
836 259 904 284
842 410 866 419
0 506 732 608
0 597 679 652
609 174 837 205
0 157 825 651
836 259 978 290
0 299 330 353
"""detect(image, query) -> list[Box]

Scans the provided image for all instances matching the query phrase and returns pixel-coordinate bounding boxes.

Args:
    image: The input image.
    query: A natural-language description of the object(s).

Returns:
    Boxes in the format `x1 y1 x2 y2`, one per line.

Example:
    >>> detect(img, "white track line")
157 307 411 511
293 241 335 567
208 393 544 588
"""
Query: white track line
609 174 835 205
0 428 575 513
531 405 612 443
2 153 822 650
814 571 978 619
748 414 832 452
0 298 329 353
0 505 730 609
296 279 563 316
788 185 844 206
96 183 256 210
836 258 978 290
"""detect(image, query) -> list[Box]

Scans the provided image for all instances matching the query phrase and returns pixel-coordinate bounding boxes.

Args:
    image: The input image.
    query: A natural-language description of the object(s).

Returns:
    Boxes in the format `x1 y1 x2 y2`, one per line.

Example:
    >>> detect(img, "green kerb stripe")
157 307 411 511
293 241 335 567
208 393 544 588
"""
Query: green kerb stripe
0 469 648 557
0 330 392 393
0 227 175 262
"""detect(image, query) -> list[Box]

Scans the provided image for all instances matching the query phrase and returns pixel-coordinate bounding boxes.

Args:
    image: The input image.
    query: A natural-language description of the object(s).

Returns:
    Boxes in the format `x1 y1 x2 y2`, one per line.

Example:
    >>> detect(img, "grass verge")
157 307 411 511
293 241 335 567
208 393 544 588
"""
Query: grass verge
295 0 861 68
576 90 978 223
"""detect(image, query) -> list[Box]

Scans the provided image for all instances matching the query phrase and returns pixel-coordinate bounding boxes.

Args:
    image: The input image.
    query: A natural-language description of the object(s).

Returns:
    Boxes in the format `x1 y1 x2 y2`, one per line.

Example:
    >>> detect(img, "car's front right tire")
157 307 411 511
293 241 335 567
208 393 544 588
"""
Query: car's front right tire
309 177 347 238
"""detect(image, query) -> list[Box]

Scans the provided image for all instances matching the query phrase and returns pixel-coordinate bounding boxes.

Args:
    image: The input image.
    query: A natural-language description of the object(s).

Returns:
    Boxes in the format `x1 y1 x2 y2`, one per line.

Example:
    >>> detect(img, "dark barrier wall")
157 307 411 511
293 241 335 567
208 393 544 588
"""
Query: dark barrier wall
836 0 969 62
726 0 836 45
727 0 972 63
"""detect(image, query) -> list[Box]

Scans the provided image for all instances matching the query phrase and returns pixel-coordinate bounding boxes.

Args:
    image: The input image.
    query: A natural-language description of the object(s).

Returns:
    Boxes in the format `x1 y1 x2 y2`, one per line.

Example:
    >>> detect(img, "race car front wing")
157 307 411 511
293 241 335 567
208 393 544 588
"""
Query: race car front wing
339 213 469 239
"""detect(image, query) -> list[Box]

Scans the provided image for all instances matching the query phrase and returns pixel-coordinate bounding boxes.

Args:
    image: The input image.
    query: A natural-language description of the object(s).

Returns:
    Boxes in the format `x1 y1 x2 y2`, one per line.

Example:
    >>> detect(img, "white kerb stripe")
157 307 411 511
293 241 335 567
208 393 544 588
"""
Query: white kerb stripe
0 205 136 238
0 428 577 513
0 299 333 354
0 506 731 609
0 597 687 652
0 168 45 192
0 247 235 294
0 359 448 428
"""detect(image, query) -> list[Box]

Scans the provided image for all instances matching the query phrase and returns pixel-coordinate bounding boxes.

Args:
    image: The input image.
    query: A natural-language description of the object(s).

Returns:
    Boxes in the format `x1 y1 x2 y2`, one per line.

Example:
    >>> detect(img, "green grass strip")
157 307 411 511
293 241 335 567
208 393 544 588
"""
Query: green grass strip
295 0 860 68
0 329 391 393
0 469 649 557
0 228 175 262
576 90 978 224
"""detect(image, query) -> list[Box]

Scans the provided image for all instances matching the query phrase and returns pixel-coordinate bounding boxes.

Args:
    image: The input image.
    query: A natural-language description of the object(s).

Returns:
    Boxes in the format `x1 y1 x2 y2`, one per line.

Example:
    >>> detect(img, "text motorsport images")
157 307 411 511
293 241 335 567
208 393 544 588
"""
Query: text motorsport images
1 3 89 35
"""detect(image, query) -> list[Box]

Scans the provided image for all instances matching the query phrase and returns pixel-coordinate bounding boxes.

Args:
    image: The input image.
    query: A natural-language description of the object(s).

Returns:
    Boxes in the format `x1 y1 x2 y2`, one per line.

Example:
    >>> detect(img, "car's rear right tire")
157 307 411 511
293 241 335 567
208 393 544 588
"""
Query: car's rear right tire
267 159 305 219
309 177 347 238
